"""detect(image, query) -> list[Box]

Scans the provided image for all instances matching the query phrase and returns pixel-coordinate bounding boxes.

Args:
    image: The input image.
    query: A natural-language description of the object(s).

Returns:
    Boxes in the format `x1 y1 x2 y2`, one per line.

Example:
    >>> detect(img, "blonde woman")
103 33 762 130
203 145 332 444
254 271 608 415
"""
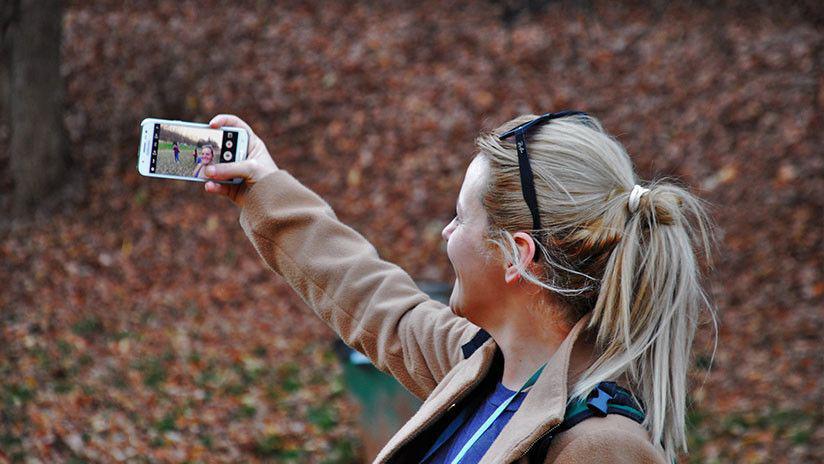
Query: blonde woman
192 144 215 179
203 112 712 463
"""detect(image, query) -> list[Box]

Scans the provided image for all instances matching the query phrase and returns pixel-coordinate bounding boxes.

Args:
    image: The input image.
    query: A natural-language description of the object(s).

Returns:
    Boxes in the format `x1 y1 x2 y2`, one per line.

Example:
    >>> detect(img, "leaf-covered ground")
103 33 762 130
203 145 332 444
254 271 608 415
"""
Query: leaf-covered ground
1 1 821 462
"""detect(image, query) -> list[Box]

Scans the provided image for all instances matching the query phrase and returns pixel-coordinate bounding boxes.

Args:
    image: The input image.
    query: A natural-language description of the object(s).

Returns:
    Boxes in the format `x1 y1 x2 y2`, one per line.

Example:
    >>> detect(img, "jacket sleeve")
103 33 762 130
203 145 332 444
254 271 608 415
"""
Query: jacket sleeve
546 428 667 464
238 170 479 399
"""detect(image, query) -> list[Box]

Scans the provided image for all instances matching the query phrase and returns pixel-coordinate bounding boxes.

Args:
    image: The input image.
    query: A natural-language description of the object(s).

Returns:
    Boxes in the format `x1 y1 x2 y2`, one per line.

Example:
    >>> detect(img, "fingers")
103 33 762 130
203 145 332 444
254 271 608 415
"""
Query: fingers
204 180 231 196
204 159 256 181
209 114 254 135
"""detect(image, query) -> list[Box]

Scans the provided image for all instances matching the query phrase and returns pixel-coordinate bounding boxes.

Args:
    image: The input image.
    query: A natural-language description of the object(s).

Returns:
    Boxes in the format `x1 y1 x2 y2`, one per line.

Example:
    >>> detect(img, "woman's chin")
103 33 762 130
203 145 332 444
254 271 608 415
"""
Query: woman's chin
448 294 462 318
450 298 473 320
449 281 469 318
449 304 463 318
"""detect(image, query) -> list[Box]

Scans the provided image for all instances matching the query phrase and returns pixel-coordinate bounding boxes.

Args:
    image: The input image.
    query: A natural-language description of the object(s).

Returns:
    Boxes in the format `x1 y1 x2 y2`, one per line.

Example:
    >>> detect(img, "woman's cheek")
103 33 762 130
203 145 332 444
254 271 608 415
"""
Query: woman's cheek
446 231 468 270
445 229 458 265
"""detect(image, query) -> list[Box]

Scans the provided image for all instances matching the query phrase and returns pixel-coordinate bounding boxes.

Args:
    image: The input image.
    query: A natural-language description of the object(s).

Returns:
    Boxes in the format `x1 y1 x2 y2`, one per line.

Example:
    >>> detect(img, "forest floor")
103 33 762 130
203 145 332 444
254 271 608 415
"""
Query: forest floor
1 1 821 462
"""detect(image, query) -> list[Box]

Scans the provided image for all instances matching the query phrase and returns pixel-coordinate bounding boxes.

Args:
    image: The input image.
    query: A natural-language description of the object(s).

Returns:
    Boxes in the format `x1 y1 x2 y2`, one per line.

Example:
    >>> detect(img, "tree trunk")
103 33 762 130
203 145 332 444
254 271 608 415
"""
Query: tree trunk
6 0 69 216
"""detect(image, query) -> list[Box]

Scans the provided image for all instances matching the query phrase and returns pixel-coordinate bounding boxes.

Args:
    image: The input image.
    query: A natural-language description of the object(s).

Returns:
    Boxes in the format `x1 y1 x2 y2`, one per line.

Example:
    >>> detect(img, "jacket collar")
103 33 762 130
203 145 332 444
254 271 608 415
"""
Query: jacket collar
479 316 589 463
375 317 589 463
374 330 498 462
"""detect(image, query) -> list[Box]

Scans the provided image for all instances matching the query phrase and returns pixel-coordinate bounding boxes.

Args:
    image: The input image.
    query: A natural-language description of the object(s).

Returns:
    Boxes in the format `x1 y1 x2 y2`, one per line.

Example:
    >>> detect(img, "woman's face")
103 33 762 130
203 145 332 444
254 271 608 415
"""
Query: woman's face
201 147 214 164
442 155 505 322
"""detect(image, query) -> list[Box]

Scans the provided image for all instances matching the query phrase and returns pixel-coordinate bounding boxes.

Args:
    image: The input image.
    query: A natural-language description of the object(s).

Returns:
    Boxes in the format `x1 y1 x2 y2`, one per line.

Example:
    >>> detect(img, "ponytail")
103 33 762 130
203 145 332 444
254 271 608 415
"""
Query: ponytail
572 182 714 462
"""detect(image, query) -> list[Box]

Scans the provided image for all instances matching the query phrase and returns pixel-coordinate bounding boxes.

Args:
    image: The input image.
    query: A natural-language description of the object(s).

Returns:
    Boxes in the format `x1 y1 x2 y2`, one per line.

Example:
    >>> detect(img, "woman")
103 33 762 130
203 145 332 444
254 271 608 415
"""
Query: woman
192 144 215 179
203 112 713 463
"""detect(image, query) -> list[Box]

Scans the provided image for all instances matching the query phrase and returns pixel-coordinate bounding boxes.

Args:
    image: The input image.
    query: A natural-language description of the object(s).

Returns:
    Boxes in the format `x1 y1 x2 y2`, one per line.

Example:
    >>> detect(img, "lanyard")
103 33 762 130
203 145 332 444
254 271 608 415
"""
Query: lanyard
448 363 546 464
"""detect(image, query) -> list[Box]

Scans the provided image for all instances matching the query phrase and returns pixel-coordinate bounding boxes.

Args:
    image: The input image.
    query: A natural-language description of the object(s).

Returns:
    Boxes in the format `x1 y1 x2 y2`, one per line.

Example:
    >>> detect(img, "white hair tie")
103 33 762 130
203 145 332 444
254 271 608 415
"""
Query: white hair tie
628 185 650 213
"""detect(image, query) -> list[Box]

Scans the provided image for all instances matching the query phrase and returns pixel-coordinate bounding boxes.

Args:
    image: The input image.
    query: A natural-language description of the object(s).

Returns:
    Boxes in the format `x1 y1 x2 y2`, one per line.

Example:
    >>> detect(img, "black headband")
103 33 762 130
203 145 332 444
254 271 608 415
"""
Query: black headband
498 110 588 259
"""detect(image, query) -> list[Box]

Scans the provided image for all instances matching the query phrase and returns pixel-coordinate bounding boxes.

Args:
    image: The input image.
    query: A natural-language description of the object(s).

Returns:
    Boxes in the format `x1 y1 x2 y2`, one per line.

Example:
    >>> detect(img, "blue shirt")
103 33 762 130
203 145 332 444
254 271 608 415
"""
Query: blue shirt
423 381 528 463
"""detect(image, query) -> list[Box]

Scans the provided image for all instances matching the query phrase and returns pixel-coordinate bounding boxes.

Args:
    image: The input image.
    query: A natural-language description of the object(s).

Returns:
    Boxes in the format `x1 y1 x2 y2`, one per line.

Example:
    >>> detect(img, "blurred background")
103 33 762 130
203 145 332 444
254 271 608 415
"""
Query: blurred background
1 0 821 462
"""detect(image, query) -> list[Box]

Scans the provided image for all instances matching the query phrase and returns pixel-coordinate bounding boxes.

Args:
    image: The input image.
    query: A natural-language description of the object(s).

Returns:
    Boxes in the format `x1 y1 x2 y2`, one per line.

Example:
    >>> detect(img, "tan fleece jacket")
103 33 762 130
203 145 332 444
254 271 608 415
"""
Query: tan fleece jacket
239 170 667 463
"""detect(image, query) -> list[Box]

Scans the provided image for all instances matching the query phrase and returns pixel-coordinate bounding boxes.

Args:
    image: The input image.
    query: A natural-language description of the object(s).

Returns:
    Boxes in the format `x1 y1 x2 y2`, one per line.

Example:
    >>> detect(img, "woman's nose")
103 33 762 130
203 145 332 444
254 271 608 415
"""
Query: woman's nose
442 220 454 241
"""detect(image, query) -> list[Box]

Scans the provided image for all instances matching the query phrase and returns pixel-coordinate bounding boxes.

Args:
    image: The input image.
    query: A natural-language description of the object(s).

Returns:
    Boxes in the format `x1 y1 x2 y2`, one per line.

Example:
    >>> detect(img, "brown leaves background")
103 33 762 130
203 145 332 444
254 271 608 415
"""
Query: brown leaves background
0 1 821 462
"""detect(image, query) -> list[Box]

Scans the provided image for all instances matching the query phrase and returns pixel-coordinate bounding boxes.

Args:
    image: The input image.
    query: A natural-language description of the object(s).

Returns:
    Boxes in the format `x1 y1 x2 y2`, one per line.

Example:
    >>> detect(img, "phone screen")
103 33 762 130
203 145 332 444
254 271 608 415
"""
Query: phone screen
148 123 240 179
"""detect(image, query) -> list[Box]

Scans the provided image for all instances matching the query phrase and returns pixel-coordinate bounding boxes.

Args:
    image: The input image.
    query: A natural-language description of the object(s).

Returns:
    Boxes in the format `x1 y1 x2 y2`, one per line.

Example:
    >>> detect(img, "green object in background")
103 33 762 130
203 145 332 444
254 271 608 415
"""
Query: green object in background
339 353 422 459
335 281 452 461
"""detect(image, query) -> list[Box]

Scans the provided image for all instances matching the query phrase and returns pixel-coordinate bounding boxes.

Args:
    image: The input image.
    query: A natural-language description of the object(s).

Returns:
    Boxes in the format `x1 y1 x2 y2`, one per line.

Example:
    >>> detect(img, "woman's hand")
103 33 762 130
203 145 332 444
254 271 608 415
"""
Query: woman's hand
203 114 278 207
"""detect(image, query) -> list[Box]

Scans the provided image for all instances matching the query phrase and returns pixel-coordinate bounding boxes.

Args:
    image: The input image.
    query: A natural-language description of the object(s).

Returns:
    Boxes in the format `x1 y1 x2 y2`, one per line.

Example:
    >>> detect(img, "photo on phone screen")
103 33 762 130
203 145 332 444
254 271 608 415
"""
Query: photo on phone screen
149 122 238 179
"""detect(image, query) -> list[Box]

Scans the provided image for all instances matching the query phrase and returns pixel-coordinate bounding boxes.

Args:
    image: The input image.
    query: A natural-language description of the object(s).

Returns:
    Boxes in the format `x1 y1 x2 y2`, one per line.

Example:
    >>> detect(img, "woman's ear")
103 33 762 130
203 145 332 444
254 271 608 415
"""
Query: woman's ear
504 231 537 284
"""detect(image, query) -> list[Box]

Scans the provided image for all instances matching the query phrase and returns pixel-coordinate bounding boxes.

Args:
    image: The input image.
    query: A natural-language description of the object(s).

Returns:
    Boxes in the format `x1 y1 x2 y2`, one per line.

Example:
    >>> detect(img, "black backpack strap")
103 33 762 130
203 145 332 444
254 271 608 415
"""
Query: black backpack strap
461 328 492 359
526 382 645 463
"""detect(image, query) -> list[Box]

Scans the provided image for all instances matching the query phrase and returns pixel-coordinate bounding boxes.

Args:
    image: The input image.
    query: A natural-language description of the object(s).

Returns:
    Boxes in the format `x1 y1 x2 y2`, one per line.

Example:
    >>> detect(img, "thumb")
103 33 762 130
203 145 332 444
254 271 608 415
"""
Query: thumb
205 160 256 181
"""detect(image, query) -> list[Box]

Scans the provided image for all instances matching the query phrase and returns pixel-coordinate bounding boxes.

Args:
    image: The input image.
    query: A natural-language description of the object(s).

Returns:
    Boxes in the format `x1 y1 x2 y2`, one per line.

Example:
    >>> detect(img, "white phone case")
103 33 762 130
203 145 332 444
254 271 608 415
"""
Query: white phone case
137 118 248 184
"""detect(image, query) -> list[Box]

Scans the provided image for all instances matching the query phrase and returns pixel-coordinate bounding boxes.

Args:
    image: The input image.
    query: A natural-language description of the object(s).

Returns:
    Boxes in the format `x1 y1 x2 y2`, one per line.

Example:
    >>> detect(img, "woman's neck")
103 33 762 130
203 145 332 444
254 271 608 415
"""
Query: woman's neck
481 296 571 390
494 326 565 390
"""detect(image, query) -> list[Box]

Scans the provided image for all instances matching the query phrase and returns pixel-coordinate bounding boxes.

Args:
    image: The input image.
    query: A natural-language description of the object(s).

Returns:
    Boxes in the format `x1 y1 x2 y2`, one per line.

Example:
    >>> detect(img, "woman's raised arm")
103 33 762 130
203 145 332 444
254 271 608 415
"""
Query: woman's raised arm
204 114 478 399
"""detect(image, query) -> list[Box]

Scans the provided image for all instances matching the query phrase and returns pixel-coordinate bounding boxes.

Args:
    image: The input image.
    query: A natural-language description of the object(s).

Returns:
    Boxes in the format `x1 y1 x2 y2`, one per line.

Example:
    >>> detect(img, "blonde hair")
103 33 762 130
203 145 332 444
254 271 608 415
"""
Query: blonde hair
477 113 714 461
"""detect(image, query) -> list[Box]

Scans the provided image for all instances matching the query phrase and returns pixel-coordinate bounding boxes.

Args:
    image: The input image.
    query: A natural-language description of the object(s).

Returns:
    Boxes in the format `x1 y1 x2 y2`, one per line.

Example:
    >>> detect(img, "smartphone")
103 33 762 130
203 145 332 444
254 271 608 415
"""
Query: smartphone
138 118 248 183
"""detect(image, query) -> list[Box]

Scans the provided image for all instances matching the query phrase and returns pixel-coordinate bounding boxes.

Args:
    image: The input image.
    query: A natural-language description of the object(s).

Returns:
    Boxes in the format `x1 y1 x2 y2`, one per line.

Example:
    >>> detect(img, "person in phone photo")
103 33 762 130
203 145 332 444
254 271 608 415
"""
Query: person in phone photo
192 143 215 179
173 141 180 163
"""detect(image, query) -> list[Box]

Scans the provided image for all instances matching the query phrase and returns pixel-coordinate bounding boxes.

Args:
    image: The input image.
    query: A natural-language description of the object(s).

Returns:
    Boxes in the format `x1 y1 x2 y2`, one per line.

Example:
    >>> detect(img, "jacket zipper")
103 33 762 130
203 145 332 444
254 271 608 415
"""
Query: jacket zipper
511 419 563 463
